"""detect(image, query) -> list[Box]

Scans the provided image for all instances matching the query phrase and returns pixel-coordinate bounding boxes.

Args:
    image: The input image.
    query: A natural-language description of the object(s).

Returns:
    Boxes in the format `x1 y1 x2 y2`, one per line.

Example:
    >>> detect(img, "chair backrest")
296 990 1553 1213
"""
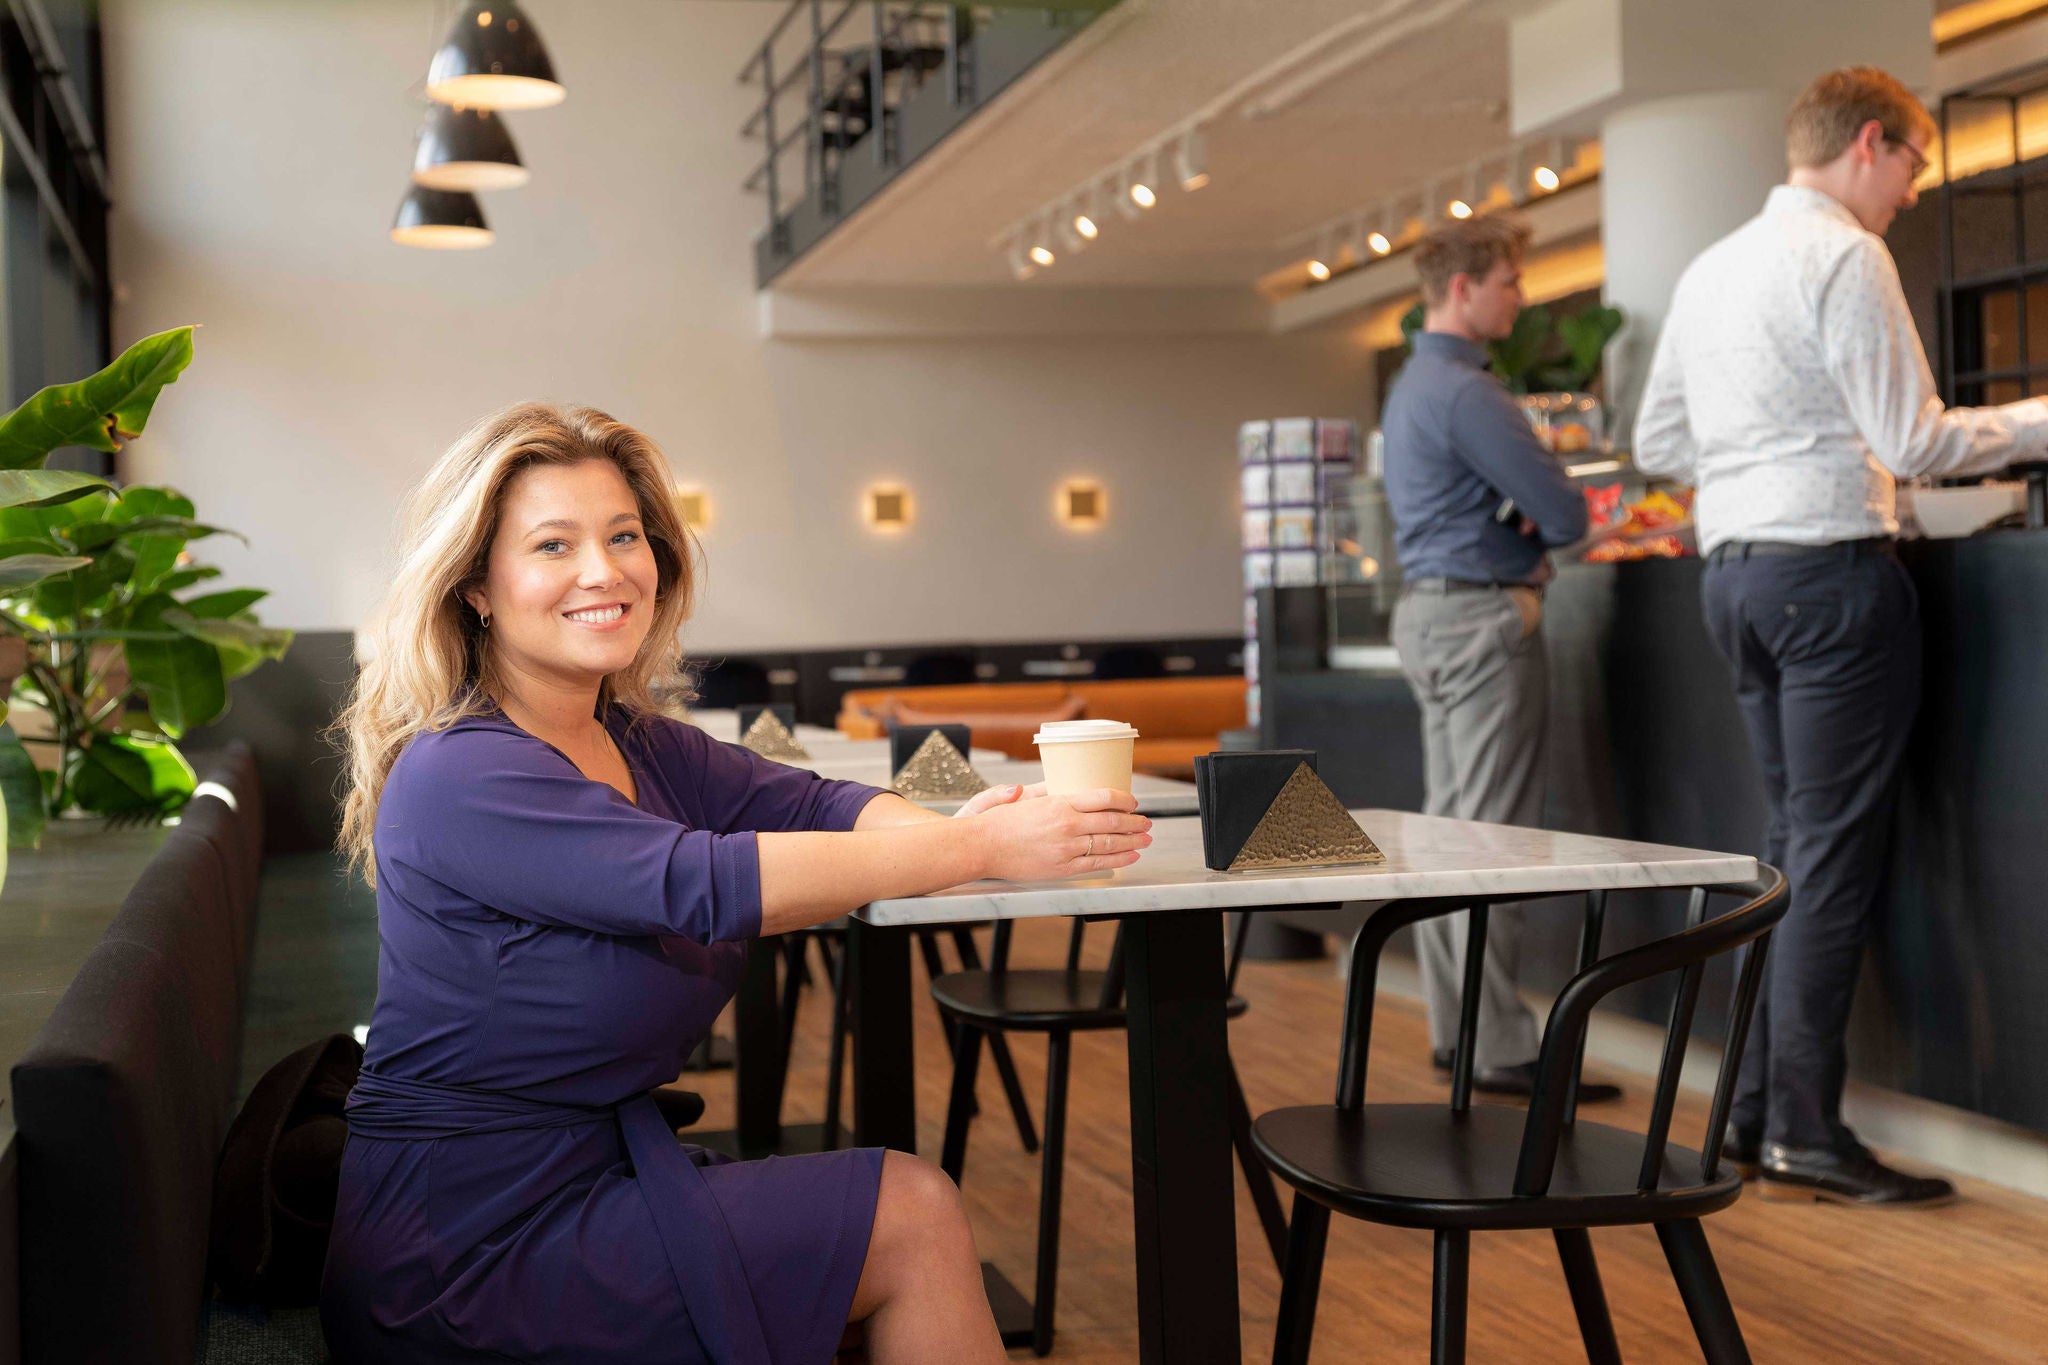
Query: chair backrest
1329 871 1786 1200
1511 870 1788 1198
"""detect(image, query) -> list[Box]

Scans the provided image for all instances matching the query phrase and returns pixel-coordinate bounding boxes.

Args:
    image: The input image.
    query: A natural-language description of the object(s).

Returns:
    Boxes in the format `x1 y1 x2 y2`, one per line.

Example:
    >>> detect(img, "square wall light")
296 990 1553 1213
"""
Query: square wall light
673 487 710 532
865 484 912 532
1058 479 1106 529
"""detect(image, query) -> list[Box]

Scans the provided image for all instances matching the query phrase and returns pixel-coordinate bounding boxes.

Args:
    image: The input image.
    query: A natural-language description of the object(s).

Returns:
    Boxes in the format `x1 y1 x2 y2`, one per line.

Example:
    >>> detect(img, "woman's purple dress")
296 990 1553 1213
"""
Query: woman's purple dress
320 707 891 1364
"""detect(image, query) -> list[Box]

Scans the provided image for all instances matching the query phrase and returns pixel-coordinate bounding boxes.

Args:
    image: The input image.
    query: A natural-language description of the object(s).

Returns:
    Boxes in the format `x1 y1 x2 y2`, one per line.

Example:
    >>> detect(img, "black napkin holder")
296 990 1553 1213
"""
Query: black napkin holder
736 703 797 736
1193 749 1383 873
889 723 973 774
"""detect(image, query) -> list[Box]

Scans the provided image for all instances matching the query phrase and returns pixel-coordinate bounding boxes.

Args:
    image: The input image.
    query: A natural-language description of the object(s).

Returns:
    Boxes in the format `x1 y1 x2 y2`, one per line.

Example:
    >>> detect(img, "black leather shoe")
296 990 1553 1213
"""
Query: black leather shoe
1757 1142 1957 1207
1430 1049 1623 1104
1721 1124 1762 1179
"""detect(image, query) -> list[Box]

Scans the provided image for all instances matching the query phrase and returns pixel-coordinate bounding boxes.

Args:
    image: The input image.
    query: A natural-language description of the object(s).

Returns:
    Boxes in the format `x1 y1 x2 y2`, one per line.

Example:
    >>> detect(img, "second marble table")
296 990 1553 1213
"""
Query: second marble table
843 810 1756 1365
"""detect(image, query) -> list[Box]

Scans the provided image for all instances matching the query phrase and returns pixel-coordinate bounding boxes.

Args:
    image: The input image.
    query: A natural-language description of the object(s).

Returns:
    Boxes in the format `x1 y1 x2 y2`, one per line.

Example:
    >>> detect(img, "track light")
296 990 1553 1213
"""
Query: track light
1030 243 1056 267
1125 151 1159 212
1075 212 1099 239
1533 165 1560 192
1367 229 1392 255
1175 126 1209 192
426 1 564 111
1307 258 1331 282
1448 198 1473 219
1007 235 1036 280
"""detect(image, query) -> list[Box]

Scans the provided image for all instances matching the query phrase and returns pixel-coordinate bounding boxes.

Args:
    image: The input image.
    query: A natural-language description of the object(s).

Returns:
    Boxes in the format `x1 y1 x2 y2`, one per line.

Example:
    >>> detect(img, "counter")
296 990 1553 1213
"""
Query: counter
1257 533 2048 1135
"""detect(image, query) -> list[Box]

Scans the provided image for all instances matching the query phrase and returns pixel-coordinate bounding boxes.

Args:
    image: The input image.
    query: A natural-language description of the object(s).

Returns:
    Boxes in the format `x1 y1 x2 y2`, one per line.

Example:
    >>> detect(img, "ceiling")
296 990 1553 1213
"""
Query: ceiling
774 0 1532 289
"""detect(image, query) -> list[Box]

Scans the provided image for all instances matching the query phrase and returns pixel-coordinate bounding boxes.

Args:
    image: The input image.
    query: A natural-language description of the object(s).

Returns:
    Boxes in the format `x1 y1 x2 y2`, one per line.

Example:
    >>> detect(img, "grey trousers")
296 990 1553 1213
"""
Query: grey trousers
1390 583 1545 1069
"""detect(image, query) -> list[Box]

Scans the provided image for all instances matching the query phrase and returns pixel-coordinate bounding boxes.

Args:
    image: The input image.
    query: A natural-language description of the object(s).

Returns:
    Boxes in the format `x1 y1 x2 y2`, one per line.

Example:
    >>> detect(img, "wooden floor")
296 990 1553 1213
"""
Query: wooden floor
684 919 2048 1364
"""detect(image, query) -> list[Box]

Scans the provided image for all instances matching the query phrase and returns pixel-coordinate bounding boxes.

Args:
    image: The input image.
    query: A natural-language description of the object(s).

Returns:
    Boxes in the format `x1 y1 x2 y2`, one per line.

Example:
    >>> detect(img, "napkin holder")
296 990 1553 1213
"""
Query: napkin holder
1193 749 1383 873
738 704 809 761
889 724 989 800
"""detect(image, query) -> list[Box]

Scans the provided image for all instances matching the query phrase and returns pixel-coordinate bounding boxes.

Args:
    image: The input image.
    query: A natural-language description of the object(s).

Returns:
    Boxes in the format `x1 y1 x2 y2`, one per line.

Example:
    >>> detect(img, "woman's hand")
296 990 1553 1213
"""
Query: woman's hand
970 788 1151 881
951 781 1046 818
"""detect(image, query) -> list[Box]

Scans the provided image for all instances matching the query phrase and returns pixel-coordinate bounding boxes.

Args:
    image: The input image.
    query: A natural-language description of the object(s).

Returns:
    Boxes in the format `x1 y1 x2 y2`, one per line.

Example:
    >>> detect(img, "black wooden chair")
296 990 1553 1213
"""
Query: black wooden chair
786 923 1040 1155
1254 871 1787 1365
931 914 1289 1356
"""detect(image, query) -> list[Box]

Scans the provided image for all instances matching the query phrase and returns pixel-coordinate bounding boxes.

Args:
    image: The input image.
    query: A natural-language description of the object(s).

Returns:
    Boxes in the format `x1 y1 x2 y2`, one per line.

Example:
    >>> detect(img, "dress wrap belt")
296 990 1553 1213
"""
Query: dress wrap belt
346 1067 775 1364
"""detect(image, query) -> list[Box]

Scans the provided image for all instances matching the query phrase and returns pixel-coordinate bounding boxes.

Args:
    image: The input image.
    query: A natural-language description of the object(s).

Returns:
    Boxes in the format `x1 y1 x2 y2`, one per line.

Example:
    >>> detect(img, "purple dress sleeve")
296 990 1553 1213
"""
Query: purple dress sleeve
375 715 887 946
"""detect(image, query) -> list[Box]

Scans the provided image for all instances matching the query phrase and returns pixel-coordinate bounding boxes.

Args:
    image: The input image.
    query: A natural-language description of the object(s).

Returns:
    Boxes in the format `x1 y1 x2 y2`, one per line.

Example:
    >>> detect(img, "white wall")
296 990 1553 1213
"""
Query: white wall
102 0 1369 650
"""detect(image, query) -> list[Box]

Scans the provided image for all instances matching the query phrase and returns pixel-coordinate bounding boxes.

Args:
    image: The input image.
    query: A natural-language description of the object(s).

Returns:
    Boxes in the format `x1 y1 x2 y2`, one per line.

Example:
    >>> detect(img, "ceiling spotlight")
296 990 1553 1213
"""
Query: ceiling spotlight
1367 230 1393 255
1074 211 1098 239
412 104 529 191
1448 198 1473 219
391 186 493 249
427 0 564 110
1307 257 1331 282
1007 235 1036 280
1130 181 1157 209
1175 125 1209 192
1532 165 1561 192
1030 244 1056 267
1127 149 1160 211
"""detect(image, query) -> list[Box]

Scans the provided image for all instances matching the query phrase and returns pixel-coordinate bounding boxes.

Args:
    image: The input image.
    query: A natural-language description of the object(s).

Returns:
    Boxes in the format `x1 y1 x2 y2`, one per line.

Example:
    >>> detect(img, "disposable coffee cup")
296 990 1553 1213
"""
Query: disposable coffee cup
1032 719 1139 796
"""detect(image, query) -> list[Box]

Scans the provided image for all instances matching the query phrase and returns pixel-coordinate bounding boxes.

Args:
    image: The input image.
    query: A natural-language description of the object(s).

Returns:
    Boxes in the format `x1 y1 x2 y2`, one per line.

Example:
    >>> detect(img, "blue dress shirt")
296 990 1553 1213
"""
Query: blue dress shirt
1381 331 1588 584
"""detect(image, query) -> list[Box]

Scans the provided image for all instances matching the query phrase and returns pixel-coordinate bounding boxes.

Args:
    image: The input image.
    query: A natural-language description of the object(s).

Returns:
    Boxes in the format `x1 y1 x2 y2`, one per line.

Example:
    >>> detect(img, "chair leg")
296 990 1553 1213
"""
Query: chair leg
948 928 1039 1154
822 937 851 1149
1271 1195 1331 1365
1553 1228 1622 1365
1031 1031 1073 1357
1432 1229 1470 1365
918 931 978 1118
939 1026 984 1183
1656 1220 1751 1365
1225 1062 1288 1270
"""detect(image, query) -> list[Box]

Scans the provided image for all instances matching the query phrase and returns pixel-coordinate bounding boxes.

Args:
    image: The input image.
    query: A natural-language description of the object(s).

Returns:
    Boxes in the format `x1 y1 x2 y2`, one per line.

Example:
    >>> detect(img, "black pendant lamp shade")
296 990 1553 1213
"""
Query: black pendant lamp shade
413 105 528 192
426 1 565 111
391 186 493 249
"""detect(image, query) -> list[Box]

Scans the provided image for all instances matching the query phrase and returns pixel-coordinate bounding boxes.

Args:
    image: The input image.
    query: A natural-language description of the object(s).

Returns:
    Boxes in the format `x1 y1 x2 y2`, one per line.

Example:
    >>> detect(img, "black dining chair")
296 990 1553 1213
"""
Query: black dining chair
930 914 1290 1357
786 922 1040 1156
1254 871 1787 1365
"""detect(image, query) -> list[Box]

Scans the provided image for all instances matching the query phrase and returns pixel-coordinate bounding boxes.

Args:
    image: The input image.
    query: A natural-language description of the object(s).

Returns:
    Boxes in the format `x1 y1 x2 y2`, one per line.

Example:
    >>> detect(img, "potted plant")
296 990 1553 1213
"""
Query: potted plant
1397 299 1625 395
0 326 291 846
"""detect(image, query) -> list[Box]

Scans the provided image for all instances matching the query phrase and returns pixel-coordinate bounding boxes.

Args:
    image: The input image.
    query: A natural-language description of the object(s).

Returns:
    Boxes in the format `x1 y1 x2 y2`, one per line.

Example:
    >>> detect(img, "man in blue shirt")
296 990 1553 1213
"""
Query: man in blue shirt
1381 216 1600 1099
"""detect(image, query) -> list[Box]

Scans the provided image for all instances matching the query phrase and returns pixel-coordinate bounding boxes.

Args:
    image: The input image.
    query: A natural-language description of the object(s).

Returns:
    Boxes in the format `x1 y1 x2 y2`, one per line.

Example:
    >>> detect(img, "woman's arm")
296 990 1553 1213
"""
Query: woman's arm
756 788 1149 936
851 782 1043 830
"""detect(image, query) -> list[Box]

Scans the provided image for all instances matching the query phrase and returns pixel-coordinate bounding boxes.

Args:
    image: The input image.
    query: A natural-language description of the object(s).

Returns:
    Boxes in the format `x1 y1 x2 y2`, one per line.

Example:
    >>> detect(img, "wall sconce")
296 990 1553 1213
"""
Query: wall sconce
1057 479 1106 529
673 486 710 532
865 484 912 532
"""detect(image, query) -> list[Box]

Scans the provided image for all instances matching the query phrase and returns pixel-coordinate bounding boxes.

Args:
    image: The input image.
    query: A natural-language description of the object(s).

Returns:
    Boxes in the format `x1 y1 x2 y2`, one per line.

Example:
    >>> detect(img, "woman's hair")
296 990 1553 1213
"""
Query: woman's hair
334 401 701 885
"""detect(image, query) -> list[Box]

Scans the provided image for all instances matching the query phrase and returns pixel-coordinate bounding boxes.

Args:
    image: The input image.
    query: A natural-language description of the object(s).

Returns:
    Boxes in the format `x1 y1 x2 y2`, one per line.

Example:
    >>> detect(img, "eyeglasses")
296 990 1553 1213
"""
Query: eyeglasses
1886 136 1931 179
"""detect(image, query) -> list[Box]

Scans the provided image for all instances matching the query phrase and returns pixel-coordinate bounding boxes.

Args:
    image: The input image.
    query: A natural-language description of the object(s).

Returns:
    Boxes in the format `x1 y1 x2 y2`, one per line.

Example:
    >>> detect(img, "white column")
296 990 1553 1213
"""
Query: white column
1599 88 1791 431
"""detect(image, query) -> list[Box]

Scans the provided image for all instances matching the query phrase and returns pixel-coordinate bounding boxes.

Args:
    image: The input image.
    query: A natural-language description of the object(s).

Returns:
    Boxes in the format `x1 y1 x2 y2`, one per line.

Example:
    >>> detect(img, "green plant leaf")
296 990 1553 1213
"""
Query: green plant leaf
158 565 221 591
179 588 267 619
1555 306 1625 390
106 486 195 524
0 723 44 848
0 469 111 509
0 326 195 470
60 515 232 553
65 732 195 817
0 490 107 541
0 552 91 590
125 595 226 736
30 543 132 618
163 607 292 681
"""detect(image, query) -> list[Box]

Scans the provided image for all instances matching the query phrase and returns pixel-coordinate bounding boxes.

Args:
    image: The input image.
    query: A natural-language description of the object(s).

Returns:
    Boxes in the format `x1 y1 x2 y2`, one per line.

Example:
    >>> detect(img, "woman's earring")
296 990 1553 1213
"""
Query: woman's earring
480 613 491 630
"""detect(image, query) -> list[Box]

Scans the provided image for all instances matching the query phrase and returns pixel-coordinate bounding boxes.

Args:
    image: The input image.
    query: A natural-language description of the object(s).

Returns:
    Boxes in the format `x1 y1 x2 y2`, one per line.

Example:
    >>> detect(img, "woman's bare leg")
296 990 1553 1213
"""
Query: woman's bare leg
847 1151 1005 1364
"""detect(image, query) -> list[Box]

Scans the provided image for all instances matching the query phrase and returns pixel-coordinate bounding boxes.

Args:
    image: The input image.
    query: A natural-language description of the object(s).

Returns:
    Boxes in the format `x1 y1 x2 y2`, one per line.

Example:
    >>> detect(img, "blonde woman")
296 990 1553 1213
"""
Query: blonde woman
323 402 1151 1364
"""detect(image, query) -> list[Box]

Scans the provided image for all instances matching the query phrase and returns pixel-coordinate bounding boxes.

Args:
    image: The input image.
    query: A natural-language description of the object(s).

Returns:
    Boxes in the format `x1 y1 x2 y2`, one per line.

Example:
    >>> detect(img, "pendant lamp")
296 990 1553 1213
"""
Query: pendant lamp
391 186 493 249
426 1 564 111
412 104 528 191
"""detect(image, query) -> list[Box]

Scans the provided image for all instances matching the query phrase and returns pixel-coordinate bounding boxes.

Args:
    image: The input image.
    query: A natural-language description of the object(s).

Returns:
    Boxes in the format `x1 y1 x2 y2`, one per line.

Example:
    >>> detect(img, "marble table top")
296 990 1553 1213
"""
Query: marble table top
856 809 1757 927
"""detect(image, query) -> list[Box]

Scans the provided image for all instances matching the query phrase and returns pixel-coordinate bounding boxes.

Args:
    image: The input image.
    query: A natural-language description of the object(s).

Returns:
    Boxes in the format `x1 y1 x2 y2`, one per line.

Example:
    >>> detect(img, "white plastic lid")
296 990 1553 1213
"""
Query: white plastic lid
1032 718 1140 745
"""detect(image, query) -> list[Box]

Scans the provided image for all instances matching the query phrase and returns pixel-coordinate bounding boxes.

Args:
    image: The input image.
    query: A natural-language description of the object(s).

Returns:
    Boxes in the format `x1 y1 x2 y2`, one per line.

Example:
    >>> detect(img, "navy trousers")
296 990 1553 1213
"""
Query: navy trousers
1700 541 1921 1152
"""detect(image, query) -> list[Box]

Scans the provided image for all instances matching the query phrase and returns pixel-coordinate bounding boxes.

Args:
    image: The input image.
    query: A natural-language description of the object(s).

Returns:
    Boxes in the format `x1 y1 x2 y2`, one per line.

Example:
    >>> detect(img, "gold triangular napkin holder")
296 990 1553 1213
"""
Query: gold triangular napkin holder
892 730 990 800
740 710 810 762
1227 762 1384 872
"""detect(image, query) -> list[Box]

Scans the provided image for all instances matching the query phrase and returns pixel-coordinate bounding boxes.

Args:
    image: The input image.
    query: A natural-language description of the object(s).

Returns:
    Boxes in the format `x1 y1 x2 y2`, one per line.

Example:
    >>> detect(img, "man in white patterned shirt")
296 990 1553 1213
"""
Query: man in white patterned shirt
1636 67 2048 1207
